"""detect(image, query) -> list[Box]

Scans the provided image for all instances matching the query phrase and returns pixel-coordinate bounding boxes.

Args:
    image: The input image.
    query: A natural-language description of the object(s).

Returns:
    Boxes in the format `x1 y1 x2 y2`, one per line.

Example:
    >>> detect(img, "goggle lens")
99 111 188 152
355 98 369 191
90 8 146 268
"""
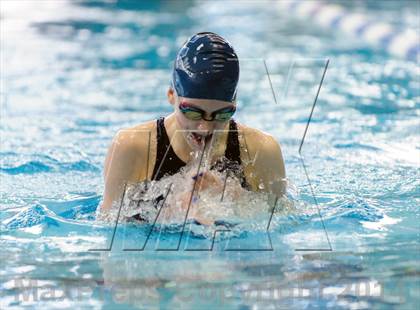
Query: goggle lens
179 103 236 122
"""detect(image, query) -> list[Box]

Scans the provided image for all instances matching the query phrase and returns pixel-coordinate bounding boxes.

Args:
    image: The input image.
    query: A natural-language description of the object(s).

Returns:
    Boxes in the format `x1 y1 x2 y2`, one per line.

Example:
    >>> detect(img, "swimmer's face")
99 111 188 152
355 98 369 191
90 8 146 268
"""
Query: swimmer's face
167 88 236 150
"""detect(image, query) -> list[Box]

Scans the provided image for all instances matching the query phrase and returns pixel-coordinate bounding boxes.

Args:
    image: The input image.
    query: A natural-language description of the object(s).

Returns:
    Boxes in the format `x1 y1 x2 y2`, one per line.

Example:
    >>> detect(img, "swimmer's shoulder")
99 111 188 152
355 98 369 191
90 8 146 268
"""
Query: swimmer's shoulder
114 119 156 150
236 122 285 194
101 119 158 212
109 119 158 181
235 122 282 157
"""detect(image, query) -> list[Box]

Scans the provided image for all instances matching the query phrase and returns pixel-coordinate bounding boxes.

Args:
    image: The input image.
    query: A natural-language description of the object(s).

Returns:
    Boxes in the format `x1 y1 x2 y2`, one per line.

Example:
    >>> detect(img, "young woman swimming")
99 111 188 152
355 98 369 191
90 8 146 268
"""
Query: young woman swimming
99 32 286 224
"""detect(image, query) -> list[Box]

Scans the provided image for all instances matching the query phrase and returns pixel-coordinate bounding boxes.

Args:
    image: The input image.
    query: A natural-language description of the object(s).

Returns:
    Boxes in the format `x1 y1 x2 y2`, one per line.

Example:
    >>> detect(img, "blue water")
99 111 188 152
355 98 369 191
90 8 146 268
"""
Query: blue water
1 1 419 309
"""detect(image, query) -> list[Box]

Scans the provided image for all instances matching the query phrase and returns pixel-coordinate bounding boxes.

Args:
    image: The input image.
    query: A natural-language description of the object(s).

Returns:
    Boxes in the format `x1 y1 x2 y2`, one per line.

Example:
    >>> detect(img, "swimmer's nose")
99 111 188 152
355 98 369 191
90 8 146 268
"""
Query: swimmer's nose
196 120 214 133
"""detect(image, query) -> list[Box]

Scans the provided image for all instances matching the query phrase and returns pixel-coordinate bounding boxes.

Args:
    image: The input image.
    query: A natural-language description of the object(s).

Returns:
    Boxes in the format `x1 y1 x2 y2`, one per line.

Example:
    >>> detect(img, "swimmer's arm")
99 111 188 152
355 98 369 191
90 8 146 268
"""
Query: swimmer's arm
99 131 143 216
252 135 286 197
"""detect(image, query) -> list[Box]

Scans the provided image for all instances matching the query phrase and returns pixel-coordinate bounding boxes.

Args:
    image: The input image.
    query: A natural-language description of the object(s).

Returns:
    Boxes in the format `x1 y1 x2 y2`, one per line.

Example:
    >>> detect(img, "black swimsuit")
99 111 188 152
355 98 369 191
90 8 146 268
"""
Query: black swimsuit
131 117 249 222
151 116 249 188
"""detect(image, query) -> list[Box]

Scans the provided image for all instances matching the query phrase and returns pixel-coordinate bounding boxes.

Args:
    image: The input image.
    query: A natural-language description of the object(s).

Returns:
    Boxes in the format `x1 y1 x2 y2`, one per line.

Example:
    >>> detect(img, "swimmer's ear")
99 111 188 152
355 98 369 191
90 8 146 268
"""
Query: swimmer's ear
167 87 175 106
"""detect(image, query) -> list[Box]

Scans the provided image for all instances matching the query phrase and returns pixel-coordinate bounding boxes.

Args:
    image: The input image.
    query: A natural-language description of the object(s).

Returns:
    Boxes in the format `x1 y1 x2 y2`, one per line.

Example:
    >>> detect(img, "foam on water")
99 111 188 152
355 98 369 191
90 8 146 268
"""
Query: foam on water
96 147 297 241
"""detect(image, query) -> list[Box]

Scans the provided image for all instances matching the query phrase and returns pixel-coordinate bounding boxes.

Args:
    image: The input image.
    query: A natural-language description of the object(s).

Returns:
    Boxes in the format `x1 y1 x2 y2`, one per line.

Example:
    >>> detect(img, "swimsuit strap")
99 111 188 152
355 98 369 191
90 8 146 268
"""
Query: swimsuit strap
216 119 251 190
224 119 242 165
151 117 186 181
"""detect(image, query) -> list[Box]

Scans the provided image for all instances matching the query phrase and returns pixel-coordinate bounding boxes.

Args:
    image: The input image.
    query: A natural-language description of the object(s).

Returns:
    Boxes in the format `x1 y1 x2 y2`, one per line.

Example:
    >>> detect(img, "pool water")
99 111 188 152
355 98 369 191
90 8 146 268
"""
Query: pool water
1 1 419 309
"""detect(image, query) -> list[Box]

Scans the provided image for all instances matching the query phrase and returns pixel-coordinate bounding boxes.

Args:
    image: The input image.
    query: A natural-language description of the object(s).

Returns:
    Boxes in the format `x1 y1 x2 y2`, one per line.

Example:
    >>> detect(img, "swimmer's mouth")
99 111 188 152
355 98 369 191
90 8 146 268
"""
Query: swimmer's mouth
189 132 213 145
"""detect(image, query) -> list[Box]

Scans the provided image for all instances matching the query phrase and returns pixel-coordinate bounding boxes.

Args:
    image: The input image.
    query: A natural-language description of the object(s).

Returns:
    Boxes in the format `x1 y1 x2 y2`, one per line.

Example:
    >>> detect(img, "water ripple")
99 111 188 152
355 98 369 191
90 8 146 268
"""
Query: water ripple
0 159 100 175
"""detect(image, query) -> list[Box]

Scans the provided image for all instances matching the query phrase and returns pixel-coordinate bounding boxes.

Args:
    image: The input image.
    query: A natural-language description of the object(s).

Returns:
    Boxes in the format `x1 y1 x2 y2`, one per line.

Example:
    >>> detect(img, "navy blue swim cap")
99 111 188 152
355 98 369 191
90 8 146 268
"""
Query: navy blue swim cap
172 32 239 102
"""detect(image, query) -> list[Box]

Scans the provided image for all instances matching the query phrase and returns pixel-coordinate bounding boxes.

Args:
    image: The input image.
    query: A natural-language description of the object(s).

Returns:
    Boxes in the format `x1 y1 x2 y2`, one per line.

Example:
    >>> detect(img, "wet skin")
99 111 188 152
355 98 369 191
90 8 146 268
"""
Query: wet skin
99 87 286 223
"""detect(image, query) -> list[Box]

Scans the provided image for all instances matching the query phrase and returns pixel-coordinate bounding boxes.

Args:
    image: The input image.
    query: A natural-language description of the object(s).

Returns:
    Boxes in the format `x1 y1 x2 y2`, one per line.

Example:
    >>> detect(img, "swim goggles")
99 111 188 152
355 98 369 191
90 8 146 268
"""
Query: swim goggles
179 102 236 122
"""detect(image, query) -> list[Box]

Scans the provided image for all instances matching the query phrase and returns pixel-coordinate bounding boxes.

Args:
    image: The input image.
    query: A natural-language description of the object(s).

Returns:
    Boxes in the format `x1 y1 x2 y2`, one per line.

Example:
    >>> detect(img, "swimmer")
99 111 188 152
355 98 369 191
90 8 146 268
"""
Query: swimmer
99 32 286 224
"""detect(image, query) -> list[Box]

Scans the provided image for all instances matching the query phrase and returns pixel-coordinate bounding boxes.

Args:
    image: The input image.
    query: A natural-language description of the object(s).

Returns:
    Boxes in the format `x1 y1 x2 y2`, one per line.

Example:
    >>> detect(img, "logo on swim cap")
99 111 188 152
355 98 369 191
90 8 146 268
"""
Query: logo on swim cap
172 32 239 102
